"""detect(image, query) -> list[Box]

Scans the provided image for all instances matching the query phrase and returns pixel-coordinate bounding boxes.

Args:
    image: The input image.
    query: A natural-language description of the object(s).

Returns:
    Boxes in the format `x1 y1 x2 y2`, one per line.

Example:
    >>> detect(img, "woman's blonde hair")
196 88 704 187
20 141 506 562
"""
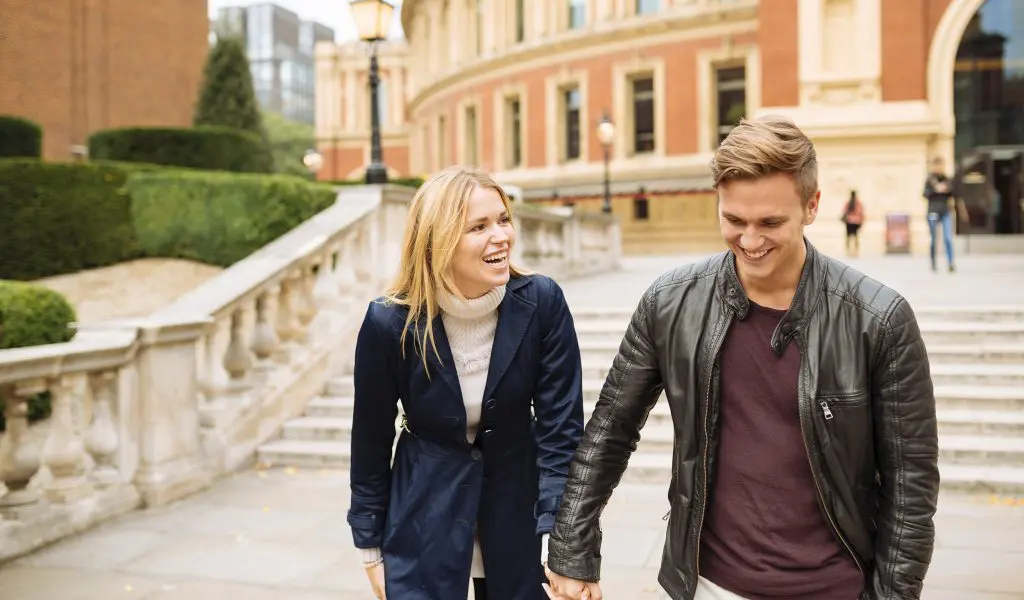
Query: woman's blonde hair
709 114 818 203
384 165 525 369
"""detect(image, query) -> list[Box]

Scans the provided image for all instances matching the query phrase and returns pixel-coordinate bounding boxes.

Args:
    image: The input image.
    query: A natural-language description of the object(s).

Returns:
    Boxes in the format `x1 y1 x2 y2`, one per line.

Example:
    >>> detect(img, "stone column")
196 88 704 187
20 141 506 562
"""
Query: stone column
132 317 214 507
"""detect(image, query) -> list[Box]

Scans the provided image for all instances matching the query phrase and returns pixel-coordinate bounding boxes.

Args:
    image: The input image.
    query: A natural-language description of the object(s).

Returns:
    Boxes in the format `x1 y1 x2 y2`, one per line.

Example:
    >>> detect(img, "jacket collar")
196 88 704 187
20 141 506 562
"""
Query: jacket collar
719 237 826 355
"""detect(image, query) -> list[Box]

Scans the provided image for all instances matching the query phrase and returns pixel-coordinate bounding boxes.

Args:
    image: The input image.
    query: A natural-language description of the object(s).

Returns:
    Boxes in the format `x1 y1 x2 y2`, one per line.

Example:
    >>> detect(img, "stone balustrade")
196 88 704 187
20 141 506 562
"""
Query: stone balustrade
0 184 621 562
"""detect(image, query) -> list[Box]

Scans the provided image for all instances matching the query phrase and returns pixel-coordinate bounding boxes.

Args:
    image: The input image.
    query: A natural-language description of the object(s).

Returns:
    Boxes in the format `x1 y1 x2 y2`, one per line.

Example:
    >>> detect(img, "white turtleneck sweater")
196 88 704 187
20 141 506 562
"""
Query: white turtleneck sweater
357 284 549 575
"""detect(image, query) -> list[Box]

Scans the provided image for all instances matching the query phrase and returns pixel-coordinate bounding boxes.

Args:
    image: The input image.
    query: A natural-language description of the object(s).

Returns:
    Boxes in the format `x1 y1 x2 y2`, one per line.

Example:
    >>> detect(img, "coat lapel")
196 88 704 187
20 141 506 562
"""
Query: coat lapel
428 314 463 400
483 279 537 401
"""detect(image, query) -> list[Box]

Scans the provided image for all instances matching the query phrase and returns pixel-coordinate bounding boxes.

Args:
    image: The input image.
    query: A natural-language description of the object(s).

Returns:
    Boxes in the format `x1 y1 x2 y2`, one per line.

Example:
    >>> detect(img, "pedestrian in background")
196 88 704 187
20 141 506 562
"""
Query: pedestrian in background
841 189 865 257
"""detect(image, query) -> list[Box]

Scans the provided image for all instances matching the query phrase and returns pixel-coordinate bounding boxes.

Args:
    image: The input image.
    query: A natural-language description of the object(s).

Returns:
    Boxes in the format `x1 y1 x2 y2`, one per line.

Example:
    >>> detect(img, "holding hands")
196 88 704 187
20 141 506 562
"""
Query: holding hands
543 565 602 600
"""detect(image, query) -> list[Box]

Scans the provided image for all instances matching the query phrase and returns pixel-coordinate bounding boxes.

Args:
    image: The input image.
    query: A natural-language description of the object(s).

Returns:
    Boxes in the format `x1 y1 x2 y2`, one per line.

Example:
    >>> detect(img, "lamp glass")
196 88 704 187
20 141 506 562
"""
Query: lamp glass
303 149 323 173
350 0 395 42
597 118 615 146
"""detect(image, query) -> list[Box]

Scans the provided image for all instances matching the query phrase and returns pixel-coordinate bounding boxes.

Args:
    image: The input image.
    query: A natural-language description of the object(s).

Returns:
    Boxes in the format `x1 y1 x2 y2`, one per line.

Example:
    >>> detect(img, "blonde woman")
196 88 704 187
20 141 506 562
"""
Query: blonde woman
348 166 585 600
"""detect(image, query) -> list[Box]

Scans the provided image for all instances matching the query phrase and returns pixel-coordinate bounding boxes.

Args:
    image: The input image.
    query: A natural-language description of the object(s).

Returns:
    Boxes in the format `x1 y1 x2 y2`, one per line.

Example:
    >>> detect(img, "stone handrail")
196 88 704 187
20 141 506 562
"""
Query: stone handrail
0 183 620 563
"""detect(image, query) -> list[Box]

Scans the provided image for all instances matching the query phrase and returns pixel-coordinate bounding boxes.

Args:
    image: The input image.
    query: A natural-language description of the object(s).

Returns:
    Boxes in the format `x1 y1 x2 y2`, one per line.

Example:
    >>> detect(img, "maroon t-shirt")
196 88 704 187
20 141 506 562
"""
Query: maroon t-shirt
698 301 864 599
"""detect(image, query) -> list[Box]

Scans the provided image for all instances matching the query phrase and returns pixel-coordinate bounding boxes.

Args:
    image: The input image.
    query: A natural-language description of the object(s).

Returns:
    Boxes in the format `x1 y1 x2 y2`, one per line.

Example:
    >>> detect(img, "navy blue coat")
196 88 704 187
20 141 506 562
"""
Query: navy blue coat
347 274 585 600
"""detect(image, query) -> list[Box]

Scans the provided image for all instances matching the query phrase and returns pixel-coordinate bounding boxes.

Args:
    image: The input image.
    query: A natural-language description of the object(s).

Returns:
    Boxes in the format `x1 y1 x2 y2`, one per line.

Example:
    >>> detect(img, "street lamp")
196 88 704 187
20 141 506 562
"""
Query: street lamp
349 0 394 184
597 111 615 214
303 149 323 177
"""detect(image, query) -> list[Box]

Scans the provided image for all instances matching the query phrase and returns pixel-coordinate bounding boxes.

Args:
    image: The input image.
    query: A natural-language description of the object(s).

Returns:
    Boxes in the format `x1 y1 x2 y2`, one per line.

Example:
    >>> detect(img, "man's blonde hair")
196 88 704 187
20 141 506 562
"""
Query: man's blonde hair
384 165 524 370
709 114 818 203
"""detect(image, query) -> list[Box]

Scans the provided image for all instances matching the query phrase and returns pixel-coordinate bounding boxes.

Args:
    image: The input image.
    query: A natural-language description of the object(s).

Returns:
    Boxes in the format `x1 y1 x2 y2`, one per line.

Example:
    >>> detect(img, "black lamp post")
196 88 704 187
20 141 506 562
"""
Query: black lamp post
349 0 394 184
597 111 615 214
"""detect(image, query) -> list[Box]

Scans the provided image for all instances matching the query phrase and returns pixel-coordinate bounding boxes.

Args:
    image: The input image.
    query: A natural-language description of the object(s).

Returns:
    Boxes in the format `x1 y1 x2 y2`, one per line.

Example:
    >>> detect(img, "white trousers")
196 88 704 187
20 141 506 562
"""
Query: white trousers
661 576 750 600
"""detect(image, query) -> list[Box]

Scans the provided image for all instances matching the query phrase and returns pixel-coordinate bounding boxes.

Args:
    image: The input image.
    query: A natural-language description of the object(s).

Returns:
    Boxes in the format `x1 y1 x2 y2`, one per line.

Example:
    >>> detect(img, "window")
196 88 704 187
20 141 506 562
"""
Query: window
515 0 525 43
633 197 650 220
438 116 448 168
564 87 581 161
715 66 746 145
636 0 660 15
508 97 522 168
632 77 655 154
465 106 478 165
568 0 586 29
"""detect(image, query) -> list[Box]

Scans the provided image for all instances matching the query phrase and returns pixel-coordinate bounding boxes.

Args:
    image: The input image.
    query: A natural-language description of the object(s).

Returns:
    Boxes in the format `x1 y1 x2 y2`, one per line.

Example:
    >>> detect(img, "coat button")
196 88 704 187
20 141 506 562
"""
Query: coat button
485 399 497 410
470 448 483 461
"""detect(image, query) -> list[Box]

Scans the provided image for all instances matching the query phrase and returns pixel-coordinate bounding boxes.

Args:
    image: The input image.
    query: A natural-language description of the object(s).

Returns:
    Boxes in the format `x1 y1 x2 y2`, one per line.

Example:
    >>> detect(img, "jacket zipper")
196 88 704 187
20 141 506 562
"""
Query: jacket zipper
794 338 865 576
693 315 731 582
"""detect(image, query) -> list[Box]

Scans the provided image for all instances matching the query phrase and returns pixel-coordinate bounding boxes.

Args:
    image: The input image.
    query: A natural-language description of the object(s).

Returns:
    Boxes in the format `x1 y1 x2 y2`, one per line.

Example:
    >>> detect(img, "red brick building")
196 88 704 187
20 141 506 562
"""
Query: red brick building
0 0 210 161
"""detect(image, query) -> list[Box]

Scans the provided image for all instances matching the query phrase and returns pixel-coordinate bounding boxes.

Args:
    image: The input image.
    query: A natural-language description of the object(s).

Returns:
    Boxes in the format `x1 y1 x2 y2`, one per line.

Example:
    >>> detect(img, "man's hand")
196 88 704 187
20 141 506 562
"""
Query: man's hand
543 565 602 600
365 561 386 599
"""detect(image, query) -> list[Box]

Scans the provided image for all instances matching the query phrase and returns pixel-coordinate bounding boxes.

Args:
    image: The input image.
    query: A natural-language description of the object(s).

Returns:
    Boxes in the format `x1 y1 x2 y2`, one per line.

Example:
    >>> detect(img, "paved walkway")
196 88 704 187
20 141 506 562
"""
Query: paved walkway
561 252 1024 310
0 466 1021 599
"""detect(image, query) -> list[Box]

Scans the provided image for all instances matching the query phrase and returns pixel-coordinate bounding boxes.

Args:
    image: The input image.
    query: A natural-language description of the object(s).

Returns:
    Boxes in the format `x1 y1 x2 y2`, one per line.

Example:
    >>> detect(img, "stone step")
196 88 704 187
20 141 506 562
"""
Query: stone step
282 416 353 441
569 305 1024 323
326 375 354 397
579 360 1024 387
572 320 1024 346
306 395 355 418
257 439 352 469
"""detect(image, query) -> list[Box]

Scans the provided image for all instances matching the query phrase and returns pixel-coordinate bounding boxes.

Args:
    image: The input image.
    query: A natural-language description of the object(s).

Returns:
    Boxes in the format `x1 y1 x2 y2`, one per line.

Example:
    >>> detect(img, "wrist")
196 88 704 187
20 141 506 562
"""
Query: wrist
359 546 383 565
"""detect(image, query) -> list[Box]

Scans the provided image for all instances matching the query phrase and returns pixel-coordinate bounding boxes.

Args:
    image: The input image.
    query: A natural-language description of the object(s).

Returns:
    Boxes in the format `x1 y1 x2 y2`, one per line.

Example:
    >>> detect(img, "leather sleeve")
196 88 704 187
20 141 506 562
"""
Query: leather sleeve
532 278 586 535
869 298 940 599
347 301 400 549
546 282 665 582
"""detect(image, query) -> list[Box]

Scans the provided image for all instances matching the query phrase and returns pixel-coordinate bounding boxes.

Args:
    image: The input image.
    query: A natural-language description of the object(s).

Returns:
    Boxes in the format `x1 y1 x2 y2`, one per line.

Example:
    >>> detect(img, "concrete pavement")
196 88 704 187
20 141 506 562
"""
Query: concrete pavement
0 466 1021 599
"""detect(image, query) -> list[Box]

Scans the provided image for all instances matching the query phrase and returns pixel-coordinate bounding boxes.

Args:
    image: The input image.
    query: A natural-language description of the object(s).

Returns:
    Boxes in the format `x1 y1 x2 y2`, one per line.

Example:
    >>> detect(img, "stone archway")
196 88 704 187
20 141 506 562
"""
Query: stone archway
927 0 987 146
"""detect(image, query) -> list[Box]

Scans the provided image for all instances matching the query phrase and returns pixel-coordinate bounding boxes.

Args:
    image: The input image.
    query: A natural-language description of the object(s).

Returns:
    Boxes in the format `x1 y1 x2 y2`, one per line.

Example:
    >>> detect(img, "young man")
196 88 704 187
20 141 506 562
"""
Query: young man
923 156 957 272
543 116 940 600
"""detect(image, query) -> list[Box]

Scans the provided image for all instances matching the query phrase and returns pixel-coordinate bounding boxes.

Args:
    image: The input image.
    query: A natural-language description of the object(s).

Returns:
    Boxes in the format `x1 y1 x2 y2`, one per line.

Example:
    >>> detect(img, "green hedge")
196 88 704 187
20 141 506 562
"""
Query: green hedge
327 177 424 189
88 126 273 173
0 281 76 432
0 115 43 158
126 171 337 266
0 160 137 281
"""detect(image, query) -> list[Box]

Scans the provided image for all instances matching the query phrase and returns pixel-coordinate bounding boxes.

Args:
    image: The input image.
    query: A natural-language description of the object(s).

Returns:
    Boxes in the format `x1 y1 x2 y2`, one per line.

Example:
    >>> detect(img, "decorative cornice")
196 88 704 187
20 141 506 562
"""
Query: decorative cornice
404 1 758 114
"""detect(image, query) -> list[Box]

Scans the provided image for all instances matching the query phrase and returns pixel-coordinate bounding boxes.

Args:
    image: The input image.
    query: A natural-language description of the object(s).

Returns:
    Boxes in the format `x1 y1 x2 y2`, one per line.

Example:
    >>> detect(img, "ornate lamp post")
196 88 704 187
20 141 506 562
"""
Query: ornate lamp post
349 0 394 184
596 111 615 214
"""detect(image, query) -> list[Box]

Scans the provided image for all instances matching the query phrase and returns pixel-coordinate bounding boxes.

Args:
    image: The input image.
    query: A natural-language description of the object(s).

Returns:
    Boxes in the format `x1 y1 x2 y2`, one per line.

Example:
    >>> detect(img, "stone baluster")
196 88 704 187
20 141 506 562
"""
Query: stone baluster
313 245 341 312
274 279 301 363
293 264 319 343
0 381 46 516
41 374 92 504
222 306 254 404
85 372 121 488
249 290 279 386
336 232 360 316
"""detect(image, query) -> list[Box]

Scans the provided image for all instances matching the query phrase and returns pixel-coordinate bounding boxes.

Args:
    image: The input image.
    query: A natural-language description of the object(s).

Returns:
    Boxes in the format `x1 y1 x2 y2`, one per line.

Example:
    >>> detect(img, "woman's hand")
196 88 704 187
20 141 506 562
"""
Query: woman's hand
543 564 601 600
365 561 386 599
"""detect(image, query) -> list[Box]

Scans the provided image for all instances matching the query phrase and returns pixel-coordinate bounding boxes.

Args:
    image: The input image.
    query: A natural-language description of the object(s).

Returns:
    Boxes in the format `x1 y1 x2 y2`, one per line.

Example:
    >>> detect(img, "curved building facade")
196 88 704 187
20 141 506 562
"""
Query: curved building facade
316 0 1024 256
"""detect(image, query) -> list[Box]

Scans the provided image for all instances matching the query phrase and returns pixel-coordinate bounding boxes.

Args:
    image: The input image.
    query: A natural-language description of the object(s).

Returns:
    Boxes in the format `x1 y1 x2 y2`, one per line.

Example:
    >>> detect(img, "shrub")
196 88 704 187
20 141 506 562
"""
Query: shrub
327 176 424 189
0 115 43 158
0 281 76 431
88 126 273 173
127 171 337 267
0 160 137 280
194 36 266 141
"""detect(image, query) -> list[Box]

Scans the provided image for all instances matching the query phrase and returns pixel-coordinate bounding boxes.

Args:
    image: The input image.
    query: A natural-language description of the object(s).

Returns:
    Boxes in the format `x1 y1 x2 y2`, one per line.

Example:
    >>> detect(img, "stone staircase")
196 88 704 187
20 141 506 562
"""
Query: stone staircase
257 305 1024 495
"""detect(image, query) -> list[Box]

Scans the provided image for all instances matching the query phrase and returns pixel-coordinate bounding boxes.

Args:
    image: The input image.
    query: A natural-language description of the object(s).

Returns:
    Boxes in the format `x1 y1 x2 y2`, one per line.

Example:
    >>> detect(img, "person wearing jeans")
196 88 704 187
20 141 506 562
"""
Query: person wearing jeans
923 157 956 272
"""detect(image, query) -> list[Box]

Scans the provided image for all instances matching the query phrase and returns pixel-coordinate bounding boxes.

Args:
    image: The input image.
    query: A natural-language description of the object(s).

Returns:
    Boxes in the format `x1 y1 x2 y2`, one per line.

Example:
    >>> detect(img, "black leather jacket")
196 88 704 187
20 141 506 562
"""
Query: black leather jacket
548 241 940 599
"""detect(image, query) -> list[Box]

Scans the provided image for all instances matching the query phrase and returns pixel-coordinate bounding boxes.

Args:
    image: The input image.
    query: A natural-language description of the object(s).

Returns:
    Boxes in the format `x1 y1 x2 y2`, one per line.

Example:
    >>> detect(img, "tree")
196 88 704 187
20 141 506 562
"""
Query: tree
262 110 316 177
194 35 265 138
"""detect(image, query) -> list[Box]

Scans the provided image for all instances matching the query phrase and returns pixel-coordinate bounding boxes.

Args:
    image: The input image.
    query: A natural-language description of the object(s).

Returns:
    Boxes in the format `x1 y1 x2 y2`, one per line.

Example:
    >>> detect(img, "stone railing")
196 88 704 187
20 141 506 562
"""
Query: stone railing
0 184 621 562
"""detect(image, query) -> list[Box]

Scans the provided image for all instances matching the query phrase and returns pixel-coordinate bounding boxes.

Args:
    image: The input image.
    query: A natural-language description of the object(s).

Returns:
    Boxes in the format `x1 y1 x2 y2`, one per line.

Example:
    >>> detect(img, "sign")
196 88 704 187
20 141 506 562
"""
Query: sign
885 213 911 254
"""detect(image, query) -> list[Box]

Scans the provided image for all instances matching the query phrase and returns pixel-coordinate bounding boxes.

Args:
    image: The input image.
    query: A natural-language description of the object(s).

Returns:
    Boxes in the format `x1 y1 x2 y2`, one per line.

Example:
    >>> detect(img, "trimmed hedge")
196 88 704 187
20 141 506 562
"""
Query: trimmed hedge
0 160 137 281
0 281 76 432
126 170 338 266
0 115 43 158
327 177 424 189
88 126 273 173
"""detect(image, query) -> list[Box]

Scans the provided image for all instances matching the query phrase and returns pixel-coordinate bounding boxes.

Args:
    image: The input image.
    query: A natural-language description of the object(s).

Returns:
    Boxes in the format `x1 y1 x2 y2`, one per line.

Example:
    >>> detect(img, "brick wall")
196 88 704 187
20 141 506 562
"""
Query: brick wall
0 0 208 160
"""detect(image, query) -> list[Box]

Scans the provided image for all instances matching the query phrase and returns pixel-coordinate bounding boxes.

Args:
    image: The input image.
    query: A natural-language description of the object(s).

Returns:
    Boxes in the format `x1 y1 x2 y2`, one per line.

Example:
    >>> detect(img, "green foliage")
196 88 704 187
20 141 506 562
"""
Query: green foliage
263 111 316 177
194 36 266 140
0 115 43 158
88 126 273 173
0 280 77 349
0 160 137 280
127 171 337 267
326 177 425 189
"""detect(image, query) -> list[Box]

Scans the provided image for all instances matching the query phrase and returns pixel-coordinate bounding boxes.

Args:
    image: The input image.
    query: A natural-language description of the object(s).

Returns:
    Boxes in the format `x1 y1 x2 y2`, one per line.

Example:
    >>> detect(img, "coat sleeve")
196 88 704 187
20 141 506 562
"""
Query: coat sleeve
869 298 940 599
532 278 586 536
347 300 400 549
546 280 665 582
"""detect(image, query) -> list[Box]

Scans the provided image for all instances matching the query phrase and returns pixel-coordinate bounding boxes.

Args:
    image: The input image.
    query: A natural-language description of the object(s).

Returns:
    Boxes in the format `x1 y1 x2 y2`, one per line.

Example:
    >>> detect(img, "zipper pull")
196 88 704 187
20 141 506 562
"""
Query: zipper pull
662 510 670 521
820 400 834 421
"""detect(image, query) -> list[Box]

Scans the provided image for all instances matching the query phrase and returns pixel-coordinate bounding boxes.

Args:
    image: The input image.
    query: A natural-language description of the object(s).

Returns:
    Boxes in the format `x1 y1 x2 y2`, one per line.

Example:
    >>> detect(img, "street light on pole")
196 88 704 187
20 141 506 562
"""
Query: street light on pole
597 111 615 214
303 149 323 178
349 0 394 184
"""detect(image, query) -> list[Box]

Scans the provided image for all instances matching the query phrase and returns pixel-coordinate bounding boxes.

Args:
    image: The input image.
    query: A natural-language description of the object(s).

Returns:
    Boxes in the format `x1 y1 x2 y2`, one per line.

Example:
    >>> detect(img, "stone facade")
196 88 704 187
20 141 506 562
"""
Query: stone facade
0 0 209 161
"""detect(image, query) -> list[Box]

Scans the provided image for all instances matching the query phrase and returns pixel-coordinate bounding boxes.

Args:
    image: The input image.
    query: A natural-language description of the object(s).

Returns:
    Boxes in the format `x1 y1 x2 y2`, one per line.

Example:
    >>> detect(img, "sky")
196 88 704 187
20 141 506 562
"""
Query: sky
207 0 406 42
